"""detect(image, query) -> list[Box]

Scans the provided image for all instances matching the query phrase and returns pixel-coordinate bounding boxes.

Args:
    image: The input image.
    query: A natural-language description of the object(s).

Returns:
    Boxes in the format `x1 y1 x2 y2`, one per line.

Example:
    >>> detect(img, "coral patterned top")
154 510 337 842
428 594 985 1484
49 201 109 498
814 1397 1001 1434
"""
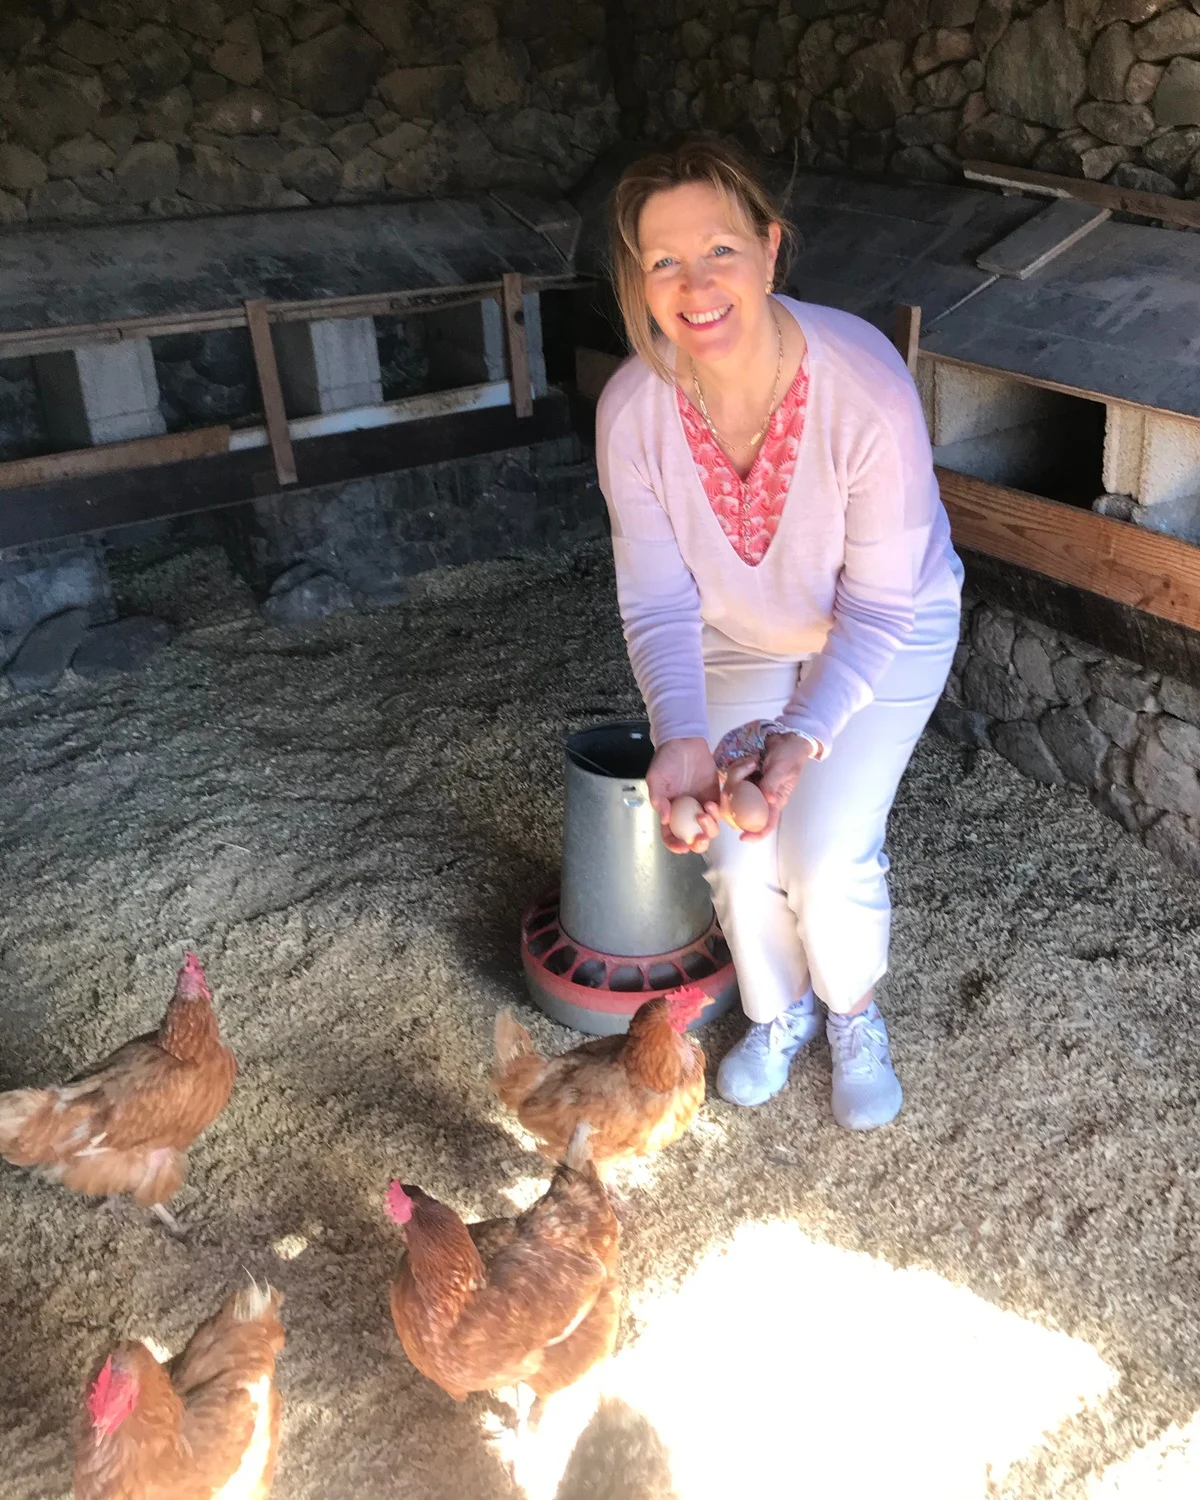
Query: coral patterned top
676 355 810 566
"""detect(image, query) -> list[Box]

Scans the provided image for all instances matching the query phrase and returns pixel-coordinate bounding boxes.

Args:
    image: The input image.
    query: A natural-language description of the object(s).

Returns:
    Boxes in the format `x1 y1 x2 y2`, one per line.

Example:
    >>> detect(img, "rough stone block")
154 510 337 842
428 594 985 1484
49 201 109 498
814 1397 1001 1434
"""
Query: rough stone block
971 608 1016 667
72 616 171 677
1133 734 1200 816
992 719 1065 785
962 655 1028 719
263 569 354 625
1052 654 1090 705
1089 660 1158 711
1158 676 1200 723
1041 705 1110 787
5 608 88 692
0 543 114 634
1012 633 1059 698
1156 715 1200 769
34 339 166 447
931 697 991 745
1089 693 1140 750
1144 811 1200 877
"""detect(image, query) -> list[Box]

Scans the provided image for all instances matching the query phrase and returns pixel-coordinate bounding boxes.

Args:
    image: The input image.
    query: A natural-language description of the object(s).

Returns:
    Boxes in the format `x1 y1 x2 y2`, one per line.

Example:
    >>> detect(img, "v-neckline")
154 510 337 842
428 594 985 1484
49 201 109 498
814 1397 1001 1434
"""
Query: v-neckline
671 298 817 571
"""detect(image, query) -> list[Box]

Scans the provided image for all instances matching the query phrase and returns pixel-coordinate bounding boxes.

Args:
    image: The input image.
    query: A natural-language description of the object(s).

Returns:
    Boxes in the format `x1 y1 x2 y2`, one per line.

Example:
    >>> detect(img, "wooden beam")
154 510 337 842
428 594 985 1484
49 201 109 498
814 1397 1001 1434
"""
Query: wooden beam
0 395 575 549
501 272 534 419
937 467 1200 633
921 348 1200 430
243 298 297 487
0 274 586 361
0 425 229 491
892 304 921 375
962 158 1200 232
975 199 1110 279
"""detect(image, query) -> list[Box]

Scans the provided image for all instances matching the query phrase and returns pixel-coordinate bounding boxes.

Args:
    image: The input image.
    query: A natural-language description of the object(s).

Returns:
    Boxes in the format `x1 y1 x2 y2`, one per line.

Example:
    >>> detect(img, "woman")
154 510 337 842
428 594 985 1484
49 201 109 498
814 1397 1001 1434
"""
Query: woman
594 138 963 1130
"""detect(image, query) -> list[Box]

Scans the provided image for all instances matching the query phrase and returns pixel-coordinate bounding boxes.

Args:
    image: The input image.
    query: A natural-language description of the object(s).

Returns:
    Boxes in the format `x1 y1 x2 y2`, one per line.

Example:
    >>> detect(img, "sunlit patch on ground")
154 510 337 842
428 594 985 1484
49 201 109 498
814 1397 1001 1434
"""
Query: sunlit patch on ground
489 1219 1117 1500
1084 1412 1200 1498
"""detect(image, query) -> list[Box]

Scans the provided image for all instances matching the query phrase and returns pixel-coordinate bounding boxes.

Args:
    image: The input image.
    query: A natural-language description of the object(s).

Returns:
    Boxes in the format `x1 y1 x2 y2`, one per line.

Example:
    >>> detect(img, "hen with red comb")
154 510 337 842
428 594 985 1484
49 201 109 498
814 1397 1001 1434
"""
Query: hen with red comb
0 952 236 1234
74 1280 285 1499
492 985 707 1177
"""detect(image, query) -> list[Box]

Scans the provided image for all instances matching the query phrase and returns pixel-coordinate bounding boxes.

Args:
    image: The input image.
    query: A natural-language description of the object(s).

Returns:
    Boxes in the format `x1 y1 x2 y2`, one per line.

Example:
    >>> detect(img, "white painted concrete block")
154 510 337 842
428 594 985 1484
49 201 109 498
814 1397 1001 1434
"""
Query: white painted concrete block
1139 413 1200 510
34 339 166 447
273 316 383 416
425 294 546 397
1102 403 1145 497
929 362 1053 448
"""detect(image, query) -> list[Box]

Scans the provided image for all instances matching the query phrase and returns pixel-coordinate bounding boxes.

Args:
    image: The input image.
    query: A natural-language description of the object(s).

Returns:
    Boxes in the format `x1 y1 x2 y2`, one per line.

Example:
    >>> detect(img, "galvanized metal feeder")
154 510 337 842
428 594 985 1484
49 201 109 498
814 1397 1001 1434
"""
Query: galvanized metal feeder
520 719 739 1035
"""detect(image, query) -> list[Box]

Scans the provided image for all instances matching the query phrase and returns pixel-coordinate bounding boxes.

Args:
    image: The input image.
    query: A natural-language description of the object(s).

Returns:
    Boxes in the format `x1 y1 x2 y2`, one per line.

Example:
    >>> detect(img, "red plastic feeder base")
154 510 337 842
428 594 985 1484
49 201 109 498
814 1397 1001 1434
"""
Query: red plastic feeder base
520 888 740 1036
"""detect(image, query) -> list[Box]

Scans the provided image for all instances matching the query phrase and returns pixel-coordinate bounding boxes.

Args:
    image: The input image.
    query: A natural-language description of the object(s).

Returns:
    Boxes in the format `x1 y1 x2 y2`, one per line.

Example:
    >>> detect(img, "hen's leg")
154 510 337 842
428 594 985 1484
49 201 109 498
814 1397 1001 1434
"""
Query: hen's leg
150 1202 187 1240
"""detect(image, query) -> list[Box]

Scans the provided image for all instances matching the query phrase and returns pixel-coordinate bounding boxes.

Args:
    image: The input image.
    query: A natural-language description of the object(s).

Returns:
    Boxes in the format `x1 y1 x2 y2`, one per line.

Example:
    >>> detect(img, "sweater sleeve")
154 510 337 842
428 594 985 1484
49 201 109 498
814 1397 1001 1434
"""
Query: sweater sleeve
777 406 939 750
595 387 710 747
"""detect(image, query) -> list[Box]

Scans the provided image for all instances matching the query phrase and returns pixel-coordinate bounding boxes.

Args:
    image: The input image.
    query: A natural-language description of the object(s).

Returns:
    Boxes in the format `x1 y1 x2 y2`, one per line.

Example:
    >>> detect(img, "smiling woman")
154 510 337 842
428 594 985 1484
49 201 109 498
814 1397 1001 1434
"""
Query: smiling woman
595 137 966 1134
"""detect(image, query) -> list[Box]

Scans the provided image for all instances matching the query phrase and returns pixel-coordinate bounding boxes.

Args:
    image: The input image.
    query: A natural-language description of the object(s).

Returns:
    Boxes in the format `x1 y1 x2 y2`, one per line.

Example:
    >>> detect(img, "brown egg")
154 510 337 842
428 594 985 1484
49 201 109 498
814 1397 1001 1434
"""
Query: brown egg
668 795 704 844
729 780 769 833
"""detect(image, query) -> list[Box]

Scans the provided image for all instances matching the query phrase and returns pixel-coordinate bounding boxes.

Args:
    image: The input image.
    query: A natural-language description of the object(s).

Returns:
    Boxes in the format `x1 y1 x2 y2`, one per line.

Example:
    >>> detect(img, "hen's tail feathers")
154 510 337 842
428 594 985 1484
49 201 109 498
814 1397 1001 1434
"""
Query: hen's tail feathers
493 1008 536 1068
231 1277 282 1324
0 1088 47 1161
565 1121 594 1172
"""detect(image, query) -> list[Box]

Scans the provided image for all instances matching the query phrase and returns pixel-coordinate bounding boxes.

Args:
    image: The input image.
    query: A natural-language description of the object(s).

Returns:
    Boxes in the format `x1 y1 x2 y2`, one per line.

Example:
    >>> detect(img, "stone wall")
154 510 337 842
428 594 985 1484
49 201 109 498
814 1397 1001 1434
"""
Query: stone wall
632 0 1200 198
0 0 618 228
937 587 1200 873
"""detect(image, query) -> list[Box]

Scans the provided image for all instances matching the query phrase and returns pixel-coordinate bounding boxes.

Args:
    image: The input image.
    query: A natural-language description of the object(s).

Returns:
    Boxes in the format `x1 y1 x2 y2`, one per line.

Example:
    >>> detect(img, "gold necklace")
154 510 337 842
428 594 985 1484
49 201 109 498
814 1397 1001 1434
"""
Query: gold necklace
690 309 785 453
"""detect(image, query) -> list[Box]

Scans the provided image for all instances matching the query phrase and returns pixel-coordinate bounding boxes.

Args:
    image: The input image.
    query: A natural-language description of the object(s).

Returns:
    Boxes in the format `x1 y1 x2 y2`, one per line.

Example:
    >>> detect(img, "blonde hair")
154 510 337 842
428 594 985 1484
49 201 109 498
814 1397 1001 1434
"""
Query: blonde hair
608 137 797 383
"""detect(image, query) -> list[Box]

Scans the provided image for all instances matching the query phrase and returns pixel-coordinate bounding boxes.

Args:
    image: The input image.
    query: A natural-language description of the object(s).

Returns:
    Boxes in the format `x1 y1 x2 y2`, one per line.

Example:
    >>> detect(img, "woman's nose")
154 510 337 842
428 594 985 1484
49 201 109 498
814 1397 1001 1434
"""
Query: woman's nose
680 260 714 293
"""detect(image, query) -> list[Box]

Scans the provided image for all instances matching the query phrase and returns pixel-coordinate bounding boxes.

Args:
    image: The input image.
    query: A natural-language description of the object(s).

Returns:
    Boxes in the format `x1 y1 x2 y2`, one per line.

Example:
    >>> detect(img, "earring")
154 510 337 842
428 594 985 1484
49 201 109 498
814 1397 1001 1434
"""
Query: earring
765 280 773 292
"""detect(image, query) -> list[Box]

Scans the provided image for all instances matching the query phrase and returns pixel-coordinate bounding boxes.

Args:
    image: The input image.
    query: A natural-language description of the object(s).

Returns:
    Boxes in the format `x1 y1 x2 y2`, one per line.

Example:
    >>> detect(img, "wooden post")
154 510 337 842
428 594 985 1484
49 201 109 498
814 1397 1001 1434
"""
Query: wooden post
500 271 534 419
893 303 921 376
244 298 297 486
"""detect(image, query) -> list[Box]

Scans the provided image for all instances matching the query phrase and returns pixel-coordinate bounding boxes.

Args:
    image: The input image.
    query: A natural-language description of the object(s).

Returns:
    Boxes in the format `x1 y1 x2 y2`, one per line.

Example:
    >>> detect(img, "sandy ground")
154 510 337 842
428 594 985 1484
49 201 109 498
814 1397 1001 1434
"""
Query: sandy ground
2 538 1200 1500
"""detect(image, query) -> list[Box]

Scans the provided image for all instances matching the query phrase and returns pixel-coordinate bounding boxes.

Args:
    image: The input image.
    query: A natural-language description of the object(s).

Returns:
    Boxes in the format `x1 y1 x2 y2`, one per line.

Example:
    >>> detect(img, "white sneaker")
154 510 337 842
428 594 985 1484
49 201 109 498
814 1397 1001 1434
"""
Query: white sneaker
716 993 823 1107
826 1003 903 1130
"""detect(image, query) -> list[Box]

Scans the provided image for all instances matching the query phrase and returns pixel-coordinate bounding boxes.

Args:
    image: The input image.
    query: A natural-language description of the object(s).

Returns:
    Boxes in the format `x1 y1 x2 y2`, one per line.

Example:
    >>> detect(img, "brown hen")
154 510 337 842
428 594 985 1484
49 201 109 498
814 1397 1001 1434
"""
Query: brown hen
388 1124 620 1403
0 953 236 1230
492 986 707 1175
73 1280 285 1500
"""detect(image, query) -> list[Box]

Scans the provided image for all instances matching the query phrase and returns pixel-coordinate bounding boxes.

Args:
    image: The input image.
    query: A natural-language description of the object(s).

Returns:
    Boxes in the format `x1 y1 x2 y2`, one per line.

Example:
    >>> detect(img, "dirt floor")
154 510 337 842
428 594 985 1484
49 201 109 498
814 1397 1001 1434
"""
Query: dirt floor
2 537 1200 1500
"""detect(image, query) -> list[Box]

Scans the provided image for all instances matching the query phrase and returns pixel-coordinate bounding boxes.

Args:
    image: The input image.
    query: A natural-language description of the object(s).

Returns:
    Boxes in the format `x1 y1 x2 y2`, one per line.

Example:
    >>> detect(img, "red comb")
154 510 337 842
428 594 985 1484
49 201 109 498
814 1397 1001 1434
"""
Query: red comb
86 1358 116 1427
385 1182 413 1224
667 985 707 1007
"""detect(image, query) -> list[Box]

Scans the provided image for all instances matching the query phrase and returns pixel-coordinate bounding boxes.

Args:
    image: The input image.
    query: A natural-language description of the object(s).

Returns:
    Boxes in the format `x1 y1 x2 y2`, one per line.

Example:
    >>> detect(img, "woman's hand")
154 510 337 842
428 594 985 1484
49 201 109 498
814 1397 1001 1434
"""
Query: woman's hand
736 731 814 843
645 736 721 854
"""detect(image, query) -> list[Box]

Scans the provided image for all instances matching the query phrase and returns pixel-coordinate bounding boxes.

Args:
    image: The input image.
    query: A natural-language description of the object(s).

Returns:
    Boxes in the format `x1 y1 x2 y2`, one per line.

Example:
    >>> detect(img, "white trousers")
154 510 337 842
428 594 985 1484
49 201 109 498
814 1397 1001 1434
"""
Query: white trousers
702 607 959 1020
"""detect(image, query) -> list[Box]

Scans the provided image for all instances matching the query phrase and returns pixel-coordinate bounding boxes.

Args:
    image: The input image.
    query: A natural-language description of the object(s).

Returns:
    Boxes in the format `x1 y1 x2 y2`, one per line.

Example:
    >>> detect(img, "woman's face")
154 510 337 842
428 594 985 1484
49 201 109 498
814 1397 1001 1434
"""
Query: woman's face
638 181 781 367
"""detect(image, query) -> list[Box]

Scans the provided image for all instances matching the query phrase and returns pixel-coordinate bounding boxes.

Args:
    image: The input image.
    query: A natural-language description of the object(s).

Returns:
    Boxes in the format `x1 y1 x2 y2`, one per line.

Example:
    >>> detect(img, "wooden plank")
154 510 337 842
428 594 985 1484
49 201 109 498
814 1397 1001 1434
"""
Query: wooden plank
962 158 1200 232
937 466 1200 633
501 271 534 419
243 298 296 487
920 348 1200 430
0 395 574 548
892 303 921 375
0 425 229 491
575 346 623 401
0 274 585 360
976 199 1110 279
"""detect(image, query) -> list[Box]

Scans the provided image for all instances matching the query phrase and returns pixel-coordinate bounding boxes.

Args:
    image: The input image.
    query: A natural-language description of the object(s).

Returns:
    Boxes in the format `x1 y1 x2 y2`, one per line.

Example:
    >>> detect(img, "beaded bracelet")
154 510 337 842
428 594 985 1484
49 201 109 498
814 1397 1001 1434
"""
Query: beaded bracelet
713 718 822 773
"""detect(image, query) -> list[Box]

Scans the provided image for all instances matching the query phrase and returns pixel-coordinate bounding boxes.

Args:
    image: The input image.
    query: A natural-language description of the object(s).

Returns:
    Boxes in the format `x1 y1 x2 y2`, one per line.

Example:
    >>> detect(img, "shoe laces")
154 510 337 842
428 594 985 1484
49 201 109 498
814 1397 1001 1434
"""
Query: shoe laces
828 1012 887 1078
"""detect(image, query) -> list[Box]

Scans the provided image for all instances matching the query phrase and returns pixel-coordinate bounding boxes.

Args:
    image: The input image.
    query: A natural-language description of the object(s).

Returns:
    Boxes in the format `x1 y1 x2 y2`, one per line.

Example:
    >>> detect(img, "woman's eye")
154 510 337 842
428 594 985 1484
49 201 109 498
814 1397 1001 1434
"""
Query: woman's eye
651 257 674 271
712 245 733 257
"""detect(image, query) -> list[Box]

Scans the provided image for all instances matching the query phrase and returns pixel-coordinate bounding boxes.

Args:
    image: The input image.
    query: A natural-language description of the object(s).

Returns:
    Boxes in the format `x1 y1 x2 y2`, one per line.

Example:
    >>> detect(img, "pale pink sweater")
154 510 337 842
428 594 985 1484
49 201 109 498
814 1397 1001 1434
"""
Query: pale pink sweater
595 296 962 752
